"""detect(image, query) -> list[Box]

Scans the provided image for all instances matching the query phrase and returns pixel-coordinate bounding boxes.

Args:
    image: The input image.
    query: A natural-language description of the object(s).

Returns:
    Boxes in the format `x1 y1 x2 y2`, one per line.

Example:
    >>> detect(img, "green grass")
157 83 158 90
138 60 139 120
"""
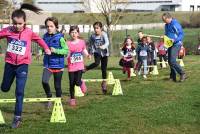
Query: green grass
52 12 197 25
0 55 199 134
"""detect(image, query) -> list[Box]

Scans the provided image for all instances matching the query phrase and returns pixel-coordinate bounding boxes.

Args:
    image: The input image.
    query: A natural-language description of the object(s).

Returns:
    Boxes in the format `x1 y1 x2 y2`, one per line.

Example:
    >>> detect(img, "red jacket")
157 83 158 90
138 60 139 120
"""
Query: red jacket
157 42 166 55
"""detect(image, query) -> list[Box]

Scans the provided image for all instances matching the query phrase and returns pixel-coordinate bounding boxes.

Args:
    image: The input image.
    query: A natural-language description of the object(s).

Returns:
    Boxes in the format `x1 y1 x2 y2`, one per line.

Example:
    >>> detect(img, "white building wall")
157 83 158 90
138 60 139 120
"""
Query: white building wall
180 0 200 11
34 0 200 13
34 0 84 13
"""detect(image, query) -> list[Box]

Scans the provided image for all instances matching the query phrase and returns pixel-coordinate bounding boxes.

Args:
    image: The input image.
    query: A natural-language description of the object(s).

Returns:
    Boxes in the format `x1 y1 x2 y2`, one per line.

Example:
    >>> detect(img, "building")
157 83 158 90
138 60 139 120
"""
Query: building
33 0 200 13
123 0 200 12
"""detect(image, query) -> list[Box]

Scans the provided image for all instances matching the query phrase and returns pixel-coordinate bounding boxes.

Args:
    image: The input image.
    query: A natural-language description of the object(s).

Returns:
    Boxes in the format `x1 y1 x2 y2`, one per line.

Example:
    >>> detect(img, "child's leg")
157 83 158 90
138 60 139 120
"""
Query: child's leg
100 56 108 93
127 68 131 78
153 59 157 65
86 53 101 71
158 55 162 67
68 72 76 99
1 63 15 92
74 70 83 87
42 68 52 98
122 66 126 73
101 56 108 79
15 64 28 116
163 55 167 62
143 59 148 75
53 71 63 97
137 61 142 71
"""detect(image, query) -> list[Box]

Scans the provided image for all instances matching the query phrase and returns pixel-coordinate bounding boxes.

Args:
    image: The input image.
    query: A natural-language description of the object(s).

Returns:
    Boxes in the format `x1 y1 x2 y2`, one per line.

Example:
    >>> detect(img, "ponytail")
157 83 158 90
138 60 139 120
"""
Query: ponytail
12 3 42 21
20 3 42 14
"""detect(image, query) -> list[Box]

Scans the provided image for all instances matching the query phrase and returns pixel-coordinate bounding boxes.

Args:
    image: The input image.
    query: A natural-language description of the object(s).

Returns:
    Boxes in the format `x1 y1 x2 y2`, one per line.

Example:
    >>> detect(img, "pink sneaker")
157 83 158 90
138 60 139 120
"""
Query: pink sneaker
69 99 76 106
80 80 87 93
101 81 107 94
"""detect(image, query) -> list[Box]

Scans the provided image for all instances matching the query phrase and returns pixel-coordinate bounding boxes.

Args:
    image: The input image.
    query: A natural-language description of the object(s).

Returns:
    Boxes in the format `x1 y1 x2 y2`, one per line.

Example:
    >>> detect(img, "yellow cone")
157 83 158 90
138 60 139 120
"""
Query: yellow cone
130 68 136 77
107 72 115 85
151 65 159 75
162 60 167 68
50 98 66 123
112 79 123 95
75 85 84 97
0 110 5 124
179 59 185 67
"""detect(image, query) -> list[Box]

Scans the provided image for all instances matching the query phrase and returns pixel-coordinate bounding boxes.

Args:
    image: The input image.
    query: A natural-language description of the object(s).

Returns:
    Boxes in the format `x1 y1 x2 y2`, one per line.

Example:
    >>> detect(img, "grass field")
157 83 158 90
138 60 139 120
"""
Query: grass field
0 55 199 134
52 12 196 25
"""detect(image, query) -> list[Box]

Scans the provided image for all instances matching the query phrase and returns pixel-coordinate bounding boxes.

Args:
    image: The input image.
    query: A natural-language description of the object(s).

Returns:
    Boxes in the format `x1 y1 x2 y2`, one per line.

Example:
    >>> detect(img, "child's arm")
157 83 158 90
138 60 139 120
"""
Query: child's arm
100 32 109 49
120 50 125 57
131 50 136 56
83 41 91 59
51 37 69 55
88 35 93 54
31 32 51 54
0 27 11 39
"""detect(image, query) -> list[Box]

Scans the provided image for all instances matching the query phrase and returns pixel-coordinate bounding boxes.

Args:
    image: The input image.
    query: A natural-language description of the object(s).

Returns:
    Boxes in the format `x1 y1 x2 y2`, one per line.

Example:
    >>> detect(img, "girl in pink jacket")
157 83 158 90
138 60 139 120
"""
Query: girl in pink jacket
67 25 91 106
0 3 51 128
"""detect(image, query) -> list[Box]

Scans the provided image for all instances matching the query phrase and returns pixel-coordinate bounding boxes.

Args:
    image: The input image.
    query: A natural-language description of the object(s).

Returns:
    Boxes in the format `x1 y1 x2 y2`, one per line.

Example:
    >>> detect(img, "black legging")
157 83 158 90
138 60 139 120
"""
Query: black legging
86 53 108 79
42 68 63 98
68 70 82 99
158 54 167 67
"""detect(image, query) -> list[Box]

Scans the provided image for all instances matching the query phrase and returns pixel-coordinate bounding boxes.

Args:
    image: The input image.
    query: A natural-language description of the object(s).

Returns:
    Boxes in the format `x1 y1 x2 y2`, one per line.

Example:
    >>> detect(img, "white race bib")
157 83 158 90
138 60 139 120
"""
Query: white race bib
7 38 27 55
70 52 83 63
139 50 147 56
159 46 165 51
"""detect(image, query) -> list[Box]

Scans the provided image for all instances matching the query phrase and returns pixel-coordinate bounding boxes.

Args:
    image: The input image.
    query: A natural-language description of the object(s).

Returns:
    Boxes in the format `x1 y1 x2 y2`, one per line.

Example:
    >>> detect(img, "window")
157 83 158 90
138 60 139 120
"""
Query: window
197 6 200 11
37 2 84 4
190 5 194 11
117 0 173 4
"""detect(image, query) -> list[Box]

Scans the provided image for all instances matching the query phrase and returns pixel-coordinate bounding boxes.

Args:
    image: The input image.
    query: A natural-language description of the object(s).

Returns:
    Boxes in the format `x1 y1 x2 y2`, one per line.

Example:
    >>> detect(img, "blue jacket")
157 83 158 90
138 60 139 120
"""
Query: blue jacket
165 19 184 46
136 43 149 60
43 32 65 68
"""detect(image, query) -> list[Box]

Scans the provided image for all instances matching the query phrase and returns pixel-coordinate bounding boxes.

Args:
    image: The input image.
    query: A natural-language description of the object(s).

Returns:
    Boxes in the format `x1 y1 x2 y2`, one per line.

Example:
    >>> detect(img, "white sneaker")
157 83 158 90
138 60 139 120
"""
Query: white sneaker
138 71 141 76
143 75 147 79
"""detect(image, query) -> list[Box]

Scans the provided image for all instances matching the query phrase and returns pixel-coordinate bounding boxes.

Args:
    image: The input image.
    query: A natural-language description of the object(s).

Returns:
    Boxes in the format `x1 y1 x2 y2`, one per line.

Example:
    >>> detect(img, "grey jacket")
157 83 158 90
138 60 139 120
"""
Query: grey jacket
88 31 109 57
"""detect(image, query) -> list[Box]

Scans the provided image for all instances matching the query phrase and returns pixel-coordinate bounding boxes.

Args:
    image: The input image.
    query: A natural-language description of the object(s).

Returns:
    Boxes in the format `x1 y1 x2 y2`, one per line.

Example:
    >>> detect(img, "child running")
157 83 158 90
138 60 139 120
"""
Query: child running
85 22 109 94
136 36 149 79
67 25 91 106
0 3 51 128
120 36 136 80
42 17 68 108
147 36 157 73
157 38 168 68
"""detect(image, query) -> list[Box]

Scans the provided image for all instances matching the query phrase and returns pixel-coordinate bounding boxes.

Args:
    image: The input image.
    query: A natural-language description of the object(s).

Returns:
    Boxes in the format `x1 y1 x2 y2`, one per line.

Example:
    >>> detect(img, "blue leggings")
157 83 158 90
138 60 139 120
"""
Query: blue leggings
1 63 28 116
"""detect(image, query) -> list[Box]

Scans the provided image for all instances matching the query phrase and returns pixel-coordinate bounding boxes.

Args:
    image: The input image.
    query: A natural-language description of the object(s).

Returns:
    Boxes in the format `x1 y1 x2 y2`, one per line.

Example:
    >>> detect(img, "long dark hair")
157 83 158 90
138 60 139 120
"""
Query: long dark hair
122 36 136 50
12 3 42 22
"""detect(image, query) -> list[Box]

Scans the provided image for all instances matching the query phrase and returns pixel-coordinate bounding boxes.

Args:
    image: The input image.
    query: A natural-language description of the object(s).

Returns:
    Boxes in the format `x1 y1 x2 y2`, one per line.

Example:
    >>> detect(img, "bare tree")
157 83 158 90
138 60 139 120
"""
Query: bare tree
81 0 128 55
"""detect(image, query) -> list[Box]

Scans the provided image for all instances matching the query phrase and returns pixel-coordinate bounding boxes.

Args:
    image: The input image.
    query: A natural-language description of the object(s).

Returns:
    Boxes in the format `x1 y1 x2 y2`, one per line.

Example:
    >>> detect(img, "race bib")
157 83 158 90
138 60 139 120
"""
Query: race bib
94 38 103 47
140 50 147 56
159 45 165 51
7 38 27 55
70 52 83 63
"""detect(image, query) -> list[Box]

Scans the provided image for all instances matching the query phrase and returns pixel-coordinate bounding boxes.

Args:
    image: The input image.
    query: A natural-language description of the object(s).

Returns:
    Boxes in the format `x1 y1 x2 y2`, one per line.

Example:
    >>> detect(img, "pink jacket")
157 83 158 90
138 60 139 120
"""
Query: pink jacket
0 26 49 65
67 39 89 72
